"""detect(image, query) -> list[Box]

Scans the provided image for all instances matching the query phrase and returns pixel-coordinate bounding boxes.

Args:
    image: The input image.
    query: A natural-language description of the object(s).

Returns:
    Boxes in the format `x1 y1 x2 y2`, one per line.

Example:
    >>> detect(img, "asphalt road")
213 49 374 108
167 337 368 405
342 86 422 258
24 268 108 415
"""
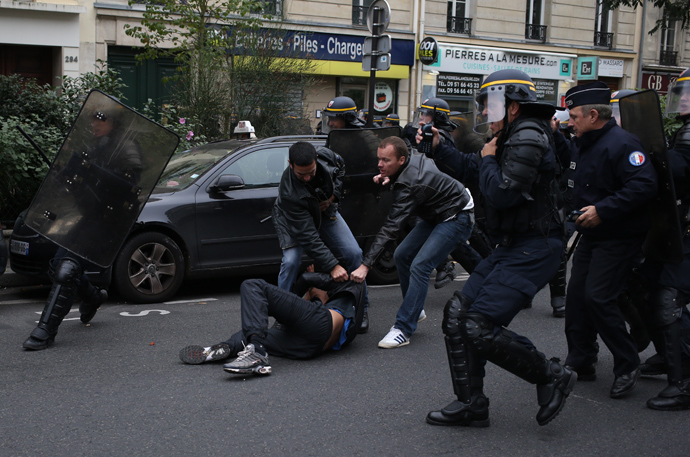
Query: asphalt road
1 271 688 457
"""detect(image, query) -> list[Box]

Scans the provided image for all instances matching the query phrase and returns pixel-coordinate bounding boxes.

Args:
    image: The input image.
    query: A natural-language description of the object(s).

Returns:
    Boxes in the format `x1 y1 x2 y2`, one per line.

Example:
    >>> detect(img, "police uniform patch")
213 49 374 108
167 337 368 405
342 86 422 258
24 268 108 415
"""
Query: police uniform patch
629 151 646 166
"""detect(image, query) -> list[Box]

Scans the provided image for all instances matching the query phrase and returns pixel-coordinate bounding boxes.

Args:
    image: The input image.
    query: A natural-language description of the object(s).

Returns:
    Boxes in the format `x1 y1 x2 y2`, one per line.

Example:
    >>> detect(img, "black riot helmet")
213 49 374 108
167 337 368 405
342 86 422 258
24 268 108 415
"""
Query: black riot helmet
666 68 690 116
412 97 456 132
474 69 537 135
611 89 637 126
383 113 400 127
322 96 364 132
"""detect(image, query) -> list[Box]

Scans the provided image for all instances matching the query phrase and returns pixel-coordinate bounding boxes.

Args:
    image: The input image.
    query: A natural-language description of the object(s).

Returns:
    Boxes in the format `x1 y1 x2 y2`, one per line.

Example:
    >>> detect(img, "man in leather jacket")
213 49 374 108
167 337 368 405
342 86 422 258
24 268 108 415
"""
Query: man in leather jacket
179 272 365 376
425 69 575 428
272 141 363 297
351 136 475 348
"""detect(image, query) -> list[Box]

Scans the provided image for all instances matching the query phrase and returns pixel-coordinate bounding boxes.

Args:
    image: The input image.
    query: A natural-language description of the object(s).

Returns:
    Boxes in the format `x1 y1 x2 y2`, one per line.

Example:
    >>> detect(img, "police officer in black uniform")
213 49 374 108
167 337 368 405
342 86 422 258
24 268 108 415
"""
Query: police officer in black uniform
426 69 575 427
382 113 400 127
557 81 657 398
640 70 690 410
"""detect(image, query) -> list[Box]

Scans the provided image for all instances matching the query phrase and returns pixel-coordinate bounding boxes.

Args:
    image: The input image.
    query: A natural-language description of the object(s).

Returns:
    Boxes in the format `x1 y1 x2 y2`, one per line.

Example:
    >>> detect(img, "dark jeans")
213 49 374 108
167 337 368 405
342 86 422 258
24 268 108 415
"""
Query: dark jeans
223 279 333 360
565 236 642 376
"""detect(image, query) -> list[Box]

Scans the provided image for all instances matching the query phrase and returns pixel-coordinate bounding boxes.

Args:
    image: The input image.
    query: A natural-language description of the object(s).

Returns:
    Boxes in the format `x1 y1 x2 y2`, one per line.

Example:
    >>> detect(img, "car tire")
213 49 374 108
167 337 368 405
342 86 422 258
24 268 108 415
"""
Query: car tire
113 232 185 304
365 243 399 285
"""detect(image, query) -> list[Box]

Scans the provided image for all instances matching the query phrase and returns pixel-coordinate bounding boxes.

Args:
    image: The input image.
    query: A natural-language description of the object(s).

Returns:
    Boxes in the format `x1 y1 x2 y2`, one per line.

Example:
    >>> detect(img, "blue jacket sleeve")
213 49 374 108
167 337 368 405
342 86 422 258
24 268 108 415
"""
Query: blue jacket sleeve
431 141 481 185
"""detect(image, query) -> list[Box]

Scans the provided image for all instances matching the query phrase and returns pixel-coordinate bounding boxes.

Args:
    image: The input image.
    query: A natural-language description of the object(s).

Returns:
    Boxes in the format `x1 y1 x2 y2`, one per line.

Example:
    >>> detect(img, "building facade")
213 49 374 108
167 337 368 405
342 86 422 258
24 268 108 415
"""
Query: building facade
1 1 689 129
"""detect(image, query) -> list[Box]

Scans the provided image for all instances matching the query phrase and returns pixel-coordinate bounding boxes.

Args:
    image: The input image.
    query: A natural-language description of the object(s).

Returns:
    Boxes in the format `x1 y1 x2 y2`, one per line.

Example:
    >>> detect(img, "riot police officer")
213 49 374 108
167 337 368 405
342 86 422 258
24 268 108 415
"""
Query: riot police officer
322 97 365 134
426 69 575 427
382 113 400 127
641 70 690 410
560 81 657 398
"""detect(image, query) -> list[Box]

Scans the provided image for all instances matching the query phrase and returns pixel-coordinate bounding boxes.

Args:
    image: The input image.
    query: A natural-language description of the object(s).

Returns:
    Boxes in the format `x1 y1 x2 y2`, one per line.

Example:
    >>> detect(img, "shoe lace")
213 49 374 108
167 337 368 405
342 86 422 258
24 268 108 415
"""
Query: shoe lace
235 343 255 362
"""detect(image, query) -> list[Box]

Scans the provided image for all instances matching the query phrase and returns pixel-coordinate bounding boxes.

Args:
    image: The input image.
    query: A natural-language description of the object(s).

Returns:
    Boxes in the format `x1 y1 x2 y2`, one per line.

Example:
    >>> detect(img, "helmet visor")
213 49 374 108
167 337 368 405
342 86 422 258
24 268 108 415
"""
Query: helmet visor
665 78 690 116
473 85 506 135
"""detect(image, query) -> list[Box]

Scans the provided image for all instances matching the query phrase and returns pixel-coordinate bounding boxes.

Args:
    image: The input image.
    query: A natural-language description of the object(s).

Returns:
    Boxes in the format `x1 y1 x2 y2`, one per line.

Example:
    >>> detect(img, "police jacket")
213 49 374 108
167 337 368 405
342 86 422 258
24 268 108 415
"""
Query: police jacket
293 272 365 347
558 118 657 239
272 147 345 272
362 153 473 267
668 115 690 223
431 116 560 240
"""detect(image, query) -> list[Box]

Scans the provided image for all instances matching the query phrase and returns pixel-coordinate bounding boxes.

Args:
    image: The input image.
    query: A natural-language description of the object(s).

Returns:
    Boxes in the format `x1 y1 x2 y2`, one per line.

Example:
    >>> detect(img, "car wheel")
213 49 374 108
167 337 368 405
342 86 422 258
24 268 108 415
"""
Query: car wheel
365 243 399 285
113 232 185 304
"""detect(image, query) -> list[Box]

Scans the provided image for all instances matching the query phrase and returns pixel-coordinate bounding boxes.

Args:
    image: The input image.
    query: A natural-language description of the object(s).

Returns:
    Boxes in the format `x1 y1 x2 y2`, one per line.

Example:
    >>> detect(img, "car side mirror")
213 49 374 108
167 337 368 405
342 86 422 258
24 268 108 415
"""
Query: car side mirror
210 174 245 192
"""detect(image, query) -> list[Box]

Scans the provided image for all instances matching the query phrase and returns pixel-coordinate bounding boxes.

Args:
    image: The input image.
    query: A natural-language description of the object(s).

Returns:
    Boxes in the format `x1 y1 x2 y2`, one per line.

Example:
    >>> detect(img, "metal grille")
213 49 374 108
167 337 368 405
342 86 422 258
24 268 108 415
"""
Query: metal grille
447 17 472 35
594 32 614 49
525 24 547 42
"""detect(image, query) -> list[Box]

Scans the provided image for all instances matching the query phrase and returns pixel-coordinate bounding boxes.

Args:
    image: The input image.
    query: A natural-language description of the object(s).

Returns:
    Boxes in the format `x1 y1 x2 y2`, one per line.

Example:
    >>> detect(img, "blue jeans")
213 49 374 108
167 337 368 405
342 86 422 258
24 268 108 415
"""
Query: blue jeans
277 213 369 309
393 212 473 336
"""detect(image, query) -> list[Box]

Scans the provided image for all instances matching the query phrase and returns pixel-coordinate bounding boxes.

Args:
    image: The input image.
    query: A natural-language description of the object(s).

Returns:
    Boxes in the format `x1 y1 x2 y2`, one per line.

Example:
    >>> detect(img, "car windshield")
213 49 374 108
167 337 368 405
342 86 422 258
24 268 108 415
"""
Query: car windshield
155 140 250 191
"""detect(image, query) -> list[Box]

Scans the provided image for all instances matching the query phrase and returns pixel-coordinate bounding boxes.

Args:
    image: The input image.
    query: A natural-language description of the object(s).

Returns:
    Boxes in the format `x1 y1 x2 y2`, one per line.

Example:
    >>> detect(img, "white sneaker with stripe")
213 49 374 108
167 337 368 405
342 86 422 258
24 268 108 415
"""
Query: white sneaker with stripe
378 326 410 348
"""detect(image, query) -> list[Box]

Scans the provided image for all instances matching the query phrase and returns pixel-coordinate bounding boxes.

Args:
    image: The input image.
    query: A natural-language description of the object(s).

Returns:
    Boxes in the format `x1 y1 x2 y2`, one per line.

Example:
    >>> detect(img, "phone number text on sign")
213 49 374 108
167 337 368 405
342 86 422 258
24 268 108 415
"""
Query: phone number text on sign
437 74 482 97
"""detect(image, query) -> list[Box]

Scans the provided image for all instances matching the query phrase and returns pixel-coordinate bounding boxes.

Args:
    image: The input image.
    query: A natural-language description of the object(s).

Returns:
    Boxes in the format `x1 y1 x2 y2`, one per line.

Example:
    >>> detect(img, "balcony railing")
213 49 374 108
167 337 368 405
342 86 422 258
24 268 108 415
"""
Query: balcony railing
525 24 547 42
594 31 614 49
660 50 678 66
447 17 472 35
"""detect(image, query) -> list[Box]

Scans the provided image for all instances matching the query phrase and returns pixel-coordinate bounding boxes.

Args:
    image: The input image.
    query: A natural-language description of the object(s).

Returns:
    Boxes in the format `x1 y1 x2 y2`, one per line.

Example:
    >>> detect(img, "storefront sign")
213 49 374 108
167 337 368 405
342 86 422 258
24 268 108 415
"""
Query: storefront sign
419 37 439 66
598 58 624 78
230 29 415 66
374 82 393 111
423 43 574 80
577 57 598 80
437 73 482 97
534 79 557 103
641 71 680 95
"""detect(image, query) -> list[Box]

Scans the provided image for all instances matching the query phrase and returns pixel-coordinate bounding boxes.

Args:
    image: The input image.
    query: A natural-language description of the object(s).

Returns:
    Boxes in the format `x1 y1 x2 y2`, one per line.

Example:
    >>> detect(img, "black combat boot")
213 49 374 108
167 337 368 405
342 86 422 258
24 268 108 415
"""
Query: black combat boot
23 283 75 350
358 309 369 334
536 359 577 425
647 322 690 411
78 280 108 324
426 394 490 427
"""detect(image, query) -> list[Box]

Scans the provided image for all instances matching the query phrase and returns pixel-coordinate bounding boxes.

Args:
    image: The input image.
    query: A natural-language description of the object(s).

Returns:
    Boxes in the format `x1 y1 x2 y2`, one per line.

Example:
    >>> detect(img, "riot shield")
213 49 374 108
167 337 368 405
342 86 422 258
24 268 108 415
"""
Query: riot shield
23 90 179 268
618 89 683 263
327 127 400 237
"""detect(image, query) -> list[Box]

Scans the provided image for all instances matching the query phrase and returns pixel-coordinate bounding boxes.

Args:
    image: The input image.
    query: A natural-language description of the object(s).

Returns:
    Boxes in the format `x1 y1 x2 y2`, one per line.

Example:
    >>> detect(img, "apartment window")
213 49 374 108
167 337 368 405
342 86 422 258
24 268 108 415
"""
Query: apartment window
250 0 282 16
353 0 375 26
525 0 546 42
660 10 678 66
594 1 614 48
447 0 472 35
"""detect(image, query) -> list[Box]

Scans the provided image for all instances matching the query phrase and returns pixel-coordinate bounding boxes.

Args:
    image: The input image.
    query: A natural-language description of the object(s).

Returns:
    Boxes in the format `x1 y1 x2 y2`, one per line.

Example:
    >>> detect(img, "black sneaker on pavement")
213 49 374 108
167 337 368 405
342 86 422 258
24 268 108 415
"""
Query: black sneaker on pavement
223 343 272 375
179 343 232 365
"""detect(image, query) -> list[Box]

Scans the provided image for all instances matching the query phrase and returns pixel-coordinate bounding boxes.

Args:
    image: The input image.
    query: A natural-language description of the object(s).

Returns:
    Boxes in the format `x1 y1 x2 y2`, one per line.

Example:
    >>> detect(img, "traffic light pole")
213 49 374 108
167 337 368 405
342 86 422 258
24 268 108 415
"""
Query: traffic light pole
366 7 381 128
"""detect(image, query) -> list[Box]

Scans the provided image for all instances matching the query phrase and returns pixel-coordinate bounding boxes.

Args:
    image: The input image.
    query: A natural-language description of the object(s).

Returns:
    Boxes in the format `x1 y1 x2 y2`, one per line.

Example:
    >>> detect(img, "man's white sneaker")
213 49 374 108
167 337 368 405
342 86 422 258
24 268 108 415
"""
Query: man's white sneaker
418 309 427 322
378 326 410 348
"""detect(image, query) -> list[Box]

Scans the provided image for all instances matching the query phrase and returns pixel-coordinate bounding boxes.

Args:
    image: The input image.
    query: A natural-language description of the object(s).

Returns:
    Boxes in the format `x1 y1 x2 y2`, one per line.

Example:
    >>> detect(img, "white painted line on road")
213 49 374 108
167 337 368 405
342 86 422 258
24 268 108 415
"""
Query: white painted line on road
163 298 218 305
1 299 45 306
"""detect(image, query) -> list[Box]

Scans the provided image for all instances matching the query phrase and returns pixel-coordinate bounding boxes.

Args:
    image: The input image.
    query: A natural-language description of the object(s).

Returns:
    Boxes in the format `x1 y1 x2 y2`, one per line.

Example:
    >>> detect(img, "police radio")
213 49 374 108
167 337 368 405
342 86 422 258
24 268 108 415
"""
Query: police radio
419 106 436 156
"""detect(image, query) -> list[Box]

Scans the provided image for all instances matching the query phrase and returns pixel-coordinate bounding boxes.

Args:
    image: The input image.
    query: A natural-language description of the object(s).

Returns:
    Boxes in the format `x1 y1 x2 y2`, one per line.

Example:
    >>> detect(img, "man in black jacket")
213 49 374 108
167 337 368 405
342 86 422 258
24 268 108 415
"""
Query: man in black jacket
272 141 362 293
351 136 475 348
179 272 364 375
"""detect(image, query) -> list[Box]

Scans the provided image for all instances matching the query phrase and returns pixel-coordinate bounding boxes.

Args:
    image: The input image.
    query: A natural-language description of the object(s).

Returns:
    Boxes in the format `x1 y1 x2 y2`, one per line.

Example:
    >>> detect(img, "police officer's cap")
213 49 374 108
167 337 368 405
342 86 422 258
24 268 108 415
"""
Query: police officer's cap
477 69 537 104
323 96 358 117
565 81 611 108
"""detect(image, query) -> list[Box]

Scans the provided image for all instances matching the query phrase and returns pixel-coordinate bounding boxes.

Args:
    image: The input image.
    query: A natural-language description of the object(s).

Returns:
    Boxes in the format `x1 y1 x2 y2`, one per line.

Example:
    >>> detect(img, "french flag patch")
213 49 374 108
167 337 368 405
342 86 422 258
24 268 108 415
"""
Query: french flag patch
629 151 646 166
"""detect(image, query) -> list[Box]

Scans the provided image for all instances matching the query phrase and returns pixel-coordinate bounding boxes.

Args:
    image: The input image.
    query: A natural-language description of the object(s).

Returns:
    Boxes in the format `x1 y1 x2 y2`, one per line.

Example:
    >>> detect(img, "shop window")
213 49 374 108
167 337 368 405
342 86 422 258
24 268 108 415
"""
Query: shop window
659 10 678 66
525 0 547 42
339 77 398 120
594 0 614 48
447 0 471 35
352 0 375 26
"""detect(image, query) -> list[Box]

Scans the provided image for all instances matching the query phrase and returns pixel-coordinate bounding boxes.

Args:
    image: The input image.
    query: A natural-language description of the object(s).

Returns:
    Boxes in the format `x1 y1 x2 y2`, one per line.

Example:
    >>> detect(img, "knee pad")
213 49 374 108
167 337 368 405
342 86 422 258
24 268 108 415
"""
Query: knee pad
458 312 495 354
442 292 472 336
54 258 82 288
655 288 683 327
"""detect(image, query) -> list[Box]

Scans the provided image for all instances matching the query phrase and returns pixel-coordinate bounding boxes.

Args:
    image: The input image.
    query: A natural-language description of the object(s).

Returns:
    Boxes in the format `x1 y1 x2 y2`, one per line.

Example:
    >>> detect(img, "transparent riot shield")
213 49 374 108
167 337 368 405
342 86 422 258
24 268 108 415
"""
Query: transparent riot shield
23 90 180 268
618 89 683 263
327 127 400 237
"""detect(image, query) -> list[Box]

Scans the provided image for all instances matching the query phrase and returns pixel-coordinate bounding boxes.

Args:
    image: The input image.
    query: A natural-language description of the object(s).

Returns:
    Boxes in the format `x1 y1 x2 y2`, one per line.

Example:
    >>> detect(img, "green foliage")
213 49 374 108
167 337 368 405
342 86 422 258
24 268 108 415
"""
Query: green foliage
602 0 690 34
125 0 316 139
659 93 684 138
141 99 207 152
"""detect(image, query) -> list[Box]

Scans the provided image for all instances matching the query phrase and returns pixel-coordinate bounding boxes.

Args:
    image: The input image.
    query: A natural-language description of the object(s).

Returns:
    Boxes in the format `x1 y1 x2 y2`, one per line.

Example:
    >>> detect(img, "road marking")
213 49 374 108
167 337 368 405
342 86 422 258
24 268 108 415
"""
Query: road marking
1 299 45 306
120 310 171 317
163 298 218 304
368 274 469 289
